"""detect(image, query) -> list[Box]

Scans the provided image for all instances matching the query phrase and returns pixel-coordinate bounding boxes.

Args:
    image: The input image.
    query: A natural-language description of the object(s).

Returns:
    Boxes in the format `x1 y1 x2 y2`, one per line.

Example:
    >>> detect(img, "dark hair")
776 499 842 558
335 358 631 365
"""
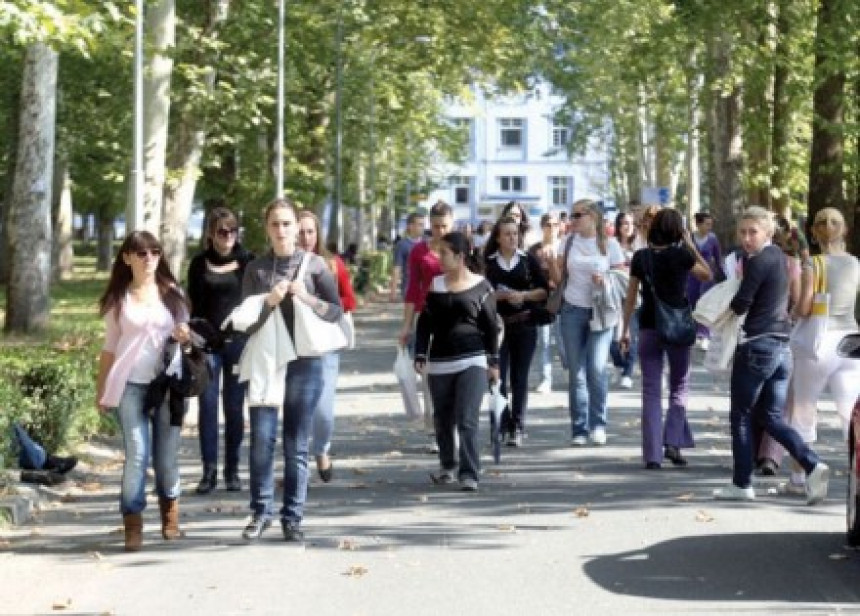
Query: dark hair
501 201 530 246
441 231 471 258
647 209 684 246
614 211 635 247
204 206 238 250
559 211 568 221
98 230 188 320
406 212 424 225
429 200 453 218
693 212 713 226
540 213 554 227
482 216 519 260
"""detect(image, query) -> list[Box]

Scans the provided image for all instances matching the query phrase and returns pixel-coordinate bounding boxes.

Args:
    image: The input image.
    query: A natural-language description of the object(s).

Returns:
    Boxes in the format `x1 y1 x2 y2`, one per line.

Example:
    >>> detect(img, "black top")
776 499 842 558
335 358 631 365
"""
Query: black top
631 245 695 329
483 252 549 320
415 278 500 367
187 245 255 329
730 244 791 337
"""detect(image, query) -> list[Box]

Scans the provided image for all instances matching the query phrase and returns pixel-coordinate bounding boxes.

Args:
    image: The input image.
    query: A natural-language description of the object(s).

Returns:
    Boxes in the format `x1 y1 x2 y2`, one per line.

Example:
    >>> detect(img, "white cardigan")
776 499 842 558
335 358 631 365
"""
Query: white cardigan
222 294 296 406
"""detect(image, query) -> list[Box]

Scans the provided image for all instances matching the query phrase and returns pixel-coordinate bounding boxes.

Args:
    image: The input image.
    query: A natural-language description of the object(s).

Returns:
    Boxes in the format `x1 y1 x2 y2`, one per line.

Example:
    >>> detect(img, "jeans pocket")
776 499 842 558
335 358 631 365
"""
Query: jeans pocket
743 347 777 376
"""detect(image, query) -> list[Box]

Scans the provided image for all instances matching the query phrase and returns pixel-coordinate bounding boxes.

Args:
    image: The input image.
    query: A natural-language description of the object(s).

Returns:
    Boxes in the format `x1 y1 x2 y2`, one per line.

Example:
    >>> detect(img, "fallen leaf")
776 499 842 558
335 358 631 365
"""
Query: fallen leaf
0 540 11 549
344 565 369 577
60 494 80 504
676 493 695 501
52 598 72 610
382 451 403 459
497 524 517 532
338 539 360 551
350 483 369 489
573 507 590 518
695 510 714 523
352 468 369 475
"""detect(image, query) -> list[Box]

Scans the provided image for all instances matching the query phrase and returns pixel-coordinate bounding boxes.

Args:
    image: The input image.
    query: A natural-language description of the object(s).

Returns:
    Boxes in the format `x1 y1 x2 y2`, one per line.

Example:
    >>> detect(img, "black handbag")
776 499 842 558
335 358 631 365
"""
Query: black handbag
643 249 696 347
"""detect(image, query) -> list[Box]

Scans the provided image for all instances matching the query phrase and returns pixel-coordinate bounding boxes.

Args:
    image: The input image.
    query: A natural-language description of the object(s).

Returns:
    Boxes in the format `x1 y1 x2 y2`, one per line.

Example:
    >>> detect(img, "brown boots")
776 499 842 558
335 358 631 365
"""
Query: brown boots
159 497 180 540
123 513 143 552
122 499 180 551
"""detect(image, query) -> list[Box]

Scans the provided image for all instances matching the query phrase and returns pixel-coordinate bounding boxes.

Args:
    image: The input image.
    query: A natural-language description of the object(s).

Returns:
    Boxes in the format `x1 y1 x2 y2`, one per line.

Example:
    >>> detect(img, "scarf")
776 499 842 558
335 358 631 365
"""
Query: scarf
204 243 250 266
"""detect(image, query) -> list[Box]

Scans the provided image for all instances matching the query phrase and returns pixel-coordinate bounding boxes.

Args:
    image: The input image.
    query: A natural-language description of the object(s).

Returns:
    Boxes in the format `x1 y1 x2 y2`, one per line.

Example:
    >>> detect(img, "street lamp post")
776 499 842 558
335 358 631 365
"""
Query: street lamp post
129 0 145 232
334 2 344 251
275 0 286 198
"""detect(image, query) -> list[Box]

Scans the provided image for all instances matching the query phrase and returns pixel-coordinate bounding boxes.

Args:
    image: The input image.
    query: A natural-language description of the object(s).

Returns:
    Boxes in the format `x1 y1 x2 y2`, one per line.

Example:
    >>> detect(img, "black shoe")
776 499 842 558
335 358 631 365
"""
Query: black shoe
224 469 242 492
757 458 778 476
281 520 304 542
645 462 662 470
664 446 688 467
195 465 218 495
242 516 271 540
44 454 78 475
20 469 66 486
316 456 333 483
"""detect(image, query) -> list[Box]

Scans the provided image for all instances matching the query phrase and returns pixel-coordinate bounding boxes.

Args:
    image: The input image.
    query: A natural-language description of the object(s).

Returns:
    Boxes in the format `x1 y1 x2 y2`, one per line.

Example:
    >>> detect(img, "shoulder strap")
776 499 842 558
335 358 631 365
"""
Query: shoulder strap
559 235 575 284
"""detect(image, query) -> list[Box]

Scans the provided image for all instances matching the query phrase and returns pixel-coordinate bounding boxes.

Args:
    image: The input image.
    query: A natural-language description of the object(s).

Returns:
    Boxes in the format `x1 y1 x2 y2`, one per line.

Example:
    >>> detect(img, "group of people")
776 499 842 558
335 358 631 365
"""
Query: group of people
394 199 859 506
96 199 354 551
91 192 858 552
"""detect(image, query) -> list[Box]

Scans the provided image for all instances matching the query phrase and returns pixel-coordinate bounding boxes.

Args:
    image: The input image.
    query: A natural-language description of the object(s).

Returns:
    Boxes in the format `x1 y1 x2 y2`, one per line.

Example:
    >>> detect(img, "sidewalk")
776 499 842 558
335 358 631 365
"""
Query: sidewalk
1 300 858 615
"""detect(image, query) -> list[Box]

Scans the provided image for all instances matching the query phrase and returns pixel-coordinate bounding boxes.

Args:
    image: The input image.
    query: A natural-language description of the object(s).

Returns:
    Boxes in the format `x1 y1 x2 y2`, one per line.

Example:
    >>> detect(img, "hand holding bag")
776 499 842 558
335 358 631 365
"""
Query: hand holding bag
393 346 422 418
545 235 575 316
791 255 829 360
643 249 697 347
291 253 348 356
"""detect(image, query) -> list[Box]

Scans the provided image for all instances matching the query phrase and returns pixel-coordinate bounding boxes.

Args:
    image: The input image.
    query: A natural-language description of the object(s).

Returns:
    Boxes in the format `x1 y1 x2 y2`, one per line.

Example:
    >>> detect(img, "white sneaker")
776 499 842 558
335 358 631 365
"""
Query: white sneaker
460 477 478 492
806 462 830 505
571 435 588 447
619 376 633 389
432 468 456 485
698 337 710 351
713 484 755 501
535 379 552 394
590 427 607 446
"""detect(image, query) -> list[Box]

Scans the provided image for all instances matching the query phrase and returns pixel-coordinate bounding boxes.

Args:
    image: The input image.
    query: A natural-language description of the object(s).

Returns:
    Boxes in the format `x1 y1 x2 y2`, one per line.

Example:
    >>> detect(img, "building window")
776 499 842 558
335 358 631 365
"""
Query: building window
549 176 571 207
499 176 525 193
499 118 524 148
449 175 472 205
551 126 570 149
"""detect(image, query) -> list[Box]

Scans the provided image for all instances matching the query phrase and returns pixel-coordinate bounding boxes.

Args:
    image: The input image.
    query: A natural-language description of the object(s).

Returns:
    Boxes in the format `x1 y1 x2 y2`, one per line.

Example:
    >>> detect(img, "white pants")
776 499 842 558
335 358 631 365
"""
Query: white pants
789 330 860 442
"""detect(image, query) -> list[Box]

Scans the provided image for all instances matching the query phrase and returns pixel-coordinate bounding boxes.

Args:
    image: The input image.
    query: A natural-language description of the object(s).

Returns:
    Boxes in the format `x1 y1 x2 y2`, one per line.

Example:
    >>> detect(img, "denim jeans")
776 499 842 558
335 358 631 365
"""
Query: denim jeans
427 366 486 482
610 308 639 378
559 303 613 438
638 328 695 464
115 382 181 515
13 423 47 470
730 336 819 488
311 352 339 457
499 324 537 432
248 357 323 524
536 324 554 384
198 336 247 472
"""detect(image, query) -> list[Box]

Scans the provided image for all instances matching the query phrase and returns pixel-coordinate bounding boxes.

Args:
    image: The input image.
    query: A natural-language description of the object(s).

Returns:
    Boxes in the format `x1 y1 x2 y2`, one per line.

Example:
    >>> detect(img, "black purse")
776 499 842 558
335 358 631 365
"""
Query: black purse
643 249 696 347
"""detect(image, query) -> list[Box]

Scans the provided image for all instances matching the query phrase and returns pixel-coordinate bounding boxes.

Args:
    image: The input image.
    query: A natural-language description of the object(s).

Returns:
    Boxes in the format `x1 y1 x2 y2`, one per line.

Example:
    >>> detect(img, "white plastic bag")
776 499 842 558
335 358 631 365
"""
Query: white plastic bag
488 382 507 425
704 313 742 371
393 346 422 418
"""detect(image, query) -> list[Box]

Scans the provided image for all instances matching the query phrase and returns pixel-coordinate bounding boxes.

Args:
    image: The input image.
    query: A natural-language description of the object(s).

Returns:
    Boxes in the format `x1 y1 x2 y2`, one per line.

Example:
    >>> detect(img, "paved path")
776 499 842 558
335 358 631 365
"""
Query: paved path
1 301 859 615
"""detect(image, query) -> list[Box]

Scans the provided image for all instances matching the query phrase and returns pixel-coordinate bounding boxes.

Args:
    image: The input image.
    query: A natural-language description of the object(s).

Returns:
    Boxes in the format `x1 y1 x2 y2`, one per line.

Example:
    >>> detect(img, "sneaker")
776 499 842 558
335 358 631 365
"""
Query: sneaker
44 454 78 475
281 520 305 542
805 462 830 505
425 437 440 454
698 337 710 352
619 376 633 390
590 427 607 446
242 516 272 541
713 484 755 501
571 435 588 447
756 458 778 476
431 468 456 485
20 469 66 486
460 477 479 492
776 481 806 496
535 379 552 394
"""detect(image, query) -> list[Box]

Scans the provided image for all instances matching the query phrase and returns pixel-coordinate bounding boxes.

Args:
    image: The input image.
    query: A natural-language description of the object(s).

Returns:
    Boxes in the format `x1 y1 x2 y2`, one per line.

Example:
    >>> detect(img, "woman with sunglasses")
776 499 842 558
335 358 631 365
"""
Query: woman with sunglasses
549 199 625 446
96 231 191 551
186 207 255 494
296 210 356 482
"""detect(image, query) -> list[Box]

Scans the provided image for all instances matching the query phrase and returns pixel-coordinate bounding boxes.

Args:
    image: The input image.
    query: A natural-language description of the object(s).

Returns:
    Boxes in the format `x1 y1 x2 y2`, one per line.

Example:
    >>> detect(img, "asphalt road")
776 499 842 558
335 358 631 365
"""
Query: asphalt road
1 301 858 615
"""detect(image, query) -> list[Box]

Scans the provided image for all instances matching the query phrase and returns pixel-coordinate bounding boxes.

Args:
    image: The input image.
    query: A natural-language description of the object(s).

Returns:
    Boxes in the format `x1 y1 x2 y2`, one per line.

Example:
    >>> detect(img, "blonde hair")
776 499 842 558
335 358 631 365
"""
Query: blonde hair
739 205 775 237
573 198 607 255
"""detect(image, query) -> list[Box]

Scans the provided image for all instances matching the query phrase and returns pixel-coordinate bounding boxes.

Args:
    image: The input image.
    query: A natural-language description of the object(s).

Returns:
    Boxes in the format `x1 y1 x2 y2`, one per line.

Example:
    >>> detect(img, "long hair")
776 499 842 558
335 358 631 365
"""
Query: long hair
204 206 239 250
501 200 530 248
575 199 607 255
482 216 519 261
98 231 188 320
614 211 635 249
297 209 338 274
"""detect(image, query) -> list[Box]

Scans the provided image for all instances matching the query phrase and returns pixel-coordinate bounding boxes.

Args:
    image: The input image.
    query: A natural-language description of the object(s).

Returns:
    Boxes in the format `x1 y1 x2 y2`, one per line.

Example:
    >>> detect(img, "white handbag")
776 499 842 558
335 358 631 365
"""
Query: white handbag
292 253 348 356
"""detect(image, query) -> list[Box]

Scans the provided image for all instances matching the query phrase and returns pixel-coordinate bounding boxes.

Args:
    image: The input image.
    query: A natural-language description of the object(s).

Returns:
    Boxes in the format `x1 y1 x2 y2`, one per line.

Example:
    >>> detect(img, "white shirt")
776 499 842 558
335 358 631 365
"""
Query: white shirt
488 249 527 272
563 235 624 308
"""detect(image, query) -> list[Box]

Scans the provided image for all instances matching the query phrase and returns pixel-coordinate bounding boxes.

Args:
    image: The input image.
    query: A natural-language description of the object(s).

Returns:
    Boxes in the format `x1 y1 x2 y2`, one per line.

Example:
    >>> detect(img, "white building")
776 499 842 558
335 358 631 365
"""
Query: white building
423 81 612 225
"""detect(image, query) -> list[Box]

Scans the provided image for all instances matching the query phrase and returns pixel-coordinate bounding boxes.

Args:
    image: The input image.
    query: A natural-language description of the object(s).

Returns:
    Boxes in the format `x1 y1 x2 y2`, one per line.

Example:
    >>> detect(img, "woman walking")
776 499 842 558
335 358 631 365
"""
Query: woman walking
96 231 191 551
528 213 561 394
186 207 254 494
713 206 829 504
484 216 549 446
620 209 712 469
610 211 638 389
415 231 499 491
241 198 343 541
297 210 357 482
549 199 625 446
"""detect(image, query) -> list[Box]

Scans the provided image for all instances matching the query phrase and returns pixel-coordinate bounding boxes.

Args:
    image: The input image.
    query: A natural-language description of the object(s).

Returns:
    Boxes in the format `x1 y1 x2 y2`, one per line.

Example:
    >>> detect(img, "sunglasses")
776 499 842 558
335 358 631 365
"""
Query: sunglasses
216 227 238 238
571 211 587 219
133 248 162 259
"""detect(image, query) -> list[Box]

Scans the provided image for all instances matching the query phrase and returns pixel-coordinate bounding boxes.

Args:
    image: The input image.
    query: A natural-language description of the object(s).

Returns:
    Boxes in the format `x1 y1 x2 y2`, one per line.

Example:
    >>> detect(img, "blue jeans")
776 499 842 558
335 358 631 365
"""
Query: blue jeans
248 357 324 525
499 324 538 432
536 324 554 384
13 423 47 470
610 308 639 378
198 336 247 471
311 352 339 457
730 336 819 488
559 303 613 438
115 382 181 514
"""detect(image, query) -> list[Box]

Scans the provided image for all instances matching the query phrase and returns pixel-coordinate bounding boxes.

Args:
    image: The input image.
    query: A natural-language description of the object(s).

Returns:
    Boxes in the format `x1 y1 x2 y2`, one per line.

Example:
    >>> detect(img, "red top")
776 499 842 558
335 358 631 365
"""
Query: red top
404 240 441 313
332 254 357 312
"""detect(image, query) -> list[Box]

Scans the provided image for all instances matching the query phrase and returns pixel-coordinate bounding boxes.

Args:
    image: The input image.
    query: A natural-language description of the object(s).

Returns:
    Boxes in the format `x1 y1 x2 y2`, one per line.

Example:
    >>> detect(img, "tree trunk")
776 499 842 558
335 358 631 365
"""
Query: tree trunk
136 0 175 234
97 212 115 272
5 43 58 333
51 155 73 281
771 0 792 218
0 53 22 284
686 62 703 219
807 0 846 229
